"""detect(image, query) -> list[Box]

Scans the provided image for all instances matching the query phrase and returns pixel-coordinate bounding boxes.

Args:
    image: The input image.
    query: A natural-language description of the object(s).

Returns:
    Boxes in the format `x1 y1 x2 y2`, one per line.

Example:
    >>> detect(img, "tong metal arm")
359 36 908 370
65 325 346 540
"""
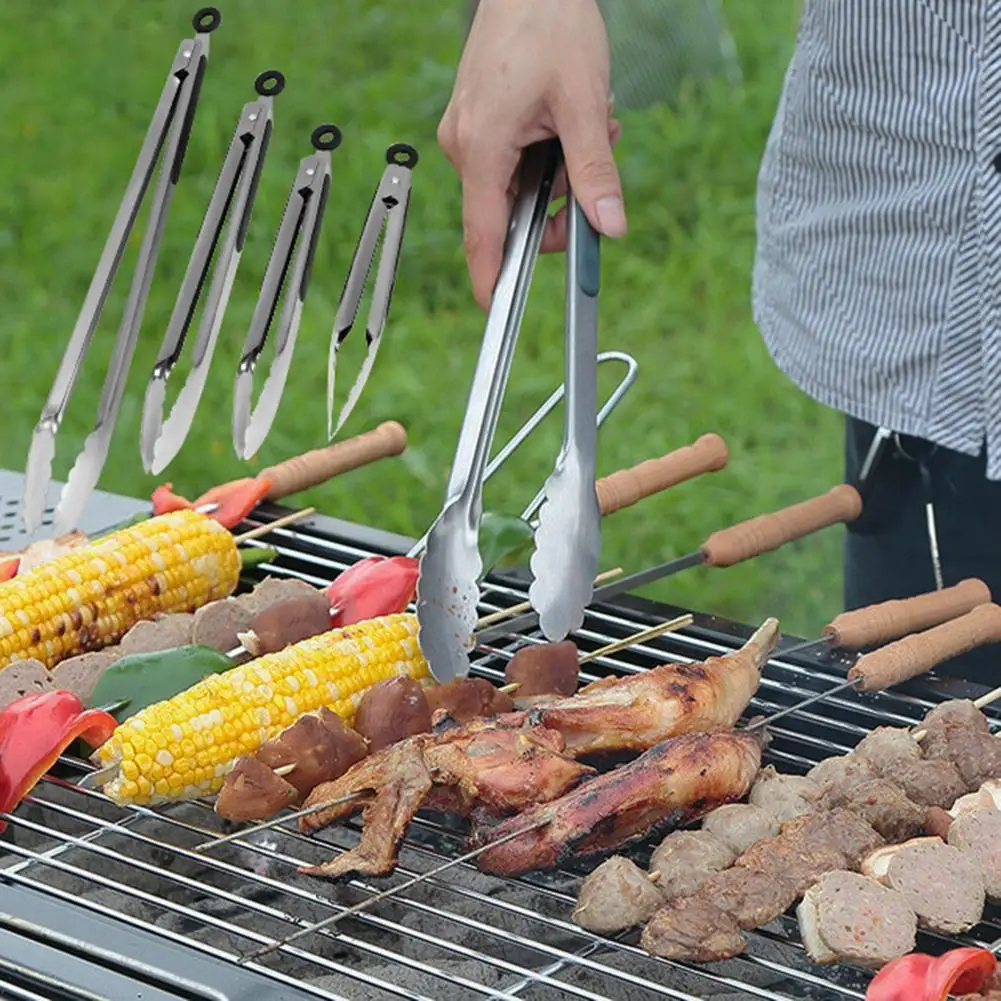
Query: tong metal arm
140 68 285 476
22 7 222 535
231 124 342 460
326 144 418 440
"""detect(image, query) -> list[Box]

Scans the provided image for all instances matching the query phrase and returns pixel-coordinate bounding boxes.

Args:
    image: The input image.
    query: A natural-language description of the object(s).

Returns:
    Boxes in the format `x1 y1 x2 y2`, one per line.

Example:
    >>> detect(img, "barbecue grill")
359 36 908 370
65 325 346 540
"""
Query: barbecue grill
1 470 998 1001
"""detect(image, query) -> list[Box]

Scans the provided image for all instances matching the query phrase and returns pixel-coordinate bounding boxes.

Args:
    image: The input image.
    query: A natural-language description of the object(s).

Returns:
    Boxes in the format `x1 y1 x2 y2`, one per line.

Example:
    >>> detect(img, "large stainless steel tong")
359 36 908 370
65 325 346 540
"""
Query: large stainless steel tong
140 68 285 476
231 124 341 460
416 139 563 681
326 144 417 440
21 7 222 535
528 185 602 640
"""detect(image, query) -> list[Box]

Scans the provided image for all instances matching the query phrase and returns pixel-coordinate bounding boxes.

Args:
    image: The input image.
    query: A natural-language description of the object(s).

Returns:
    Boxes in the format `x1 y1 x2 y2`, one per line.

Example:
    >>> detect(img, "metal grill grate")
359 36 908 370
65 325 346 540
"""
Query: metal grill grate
0 481 999 1001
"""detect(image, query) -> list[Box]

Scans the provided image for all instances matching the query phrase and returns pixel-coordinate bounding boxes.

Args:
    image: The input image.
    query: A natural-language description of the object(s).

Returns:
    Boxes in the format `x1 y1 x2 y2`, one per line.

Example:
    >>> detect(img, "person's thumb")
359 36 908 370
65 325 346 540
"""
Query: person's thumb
552 97 626 239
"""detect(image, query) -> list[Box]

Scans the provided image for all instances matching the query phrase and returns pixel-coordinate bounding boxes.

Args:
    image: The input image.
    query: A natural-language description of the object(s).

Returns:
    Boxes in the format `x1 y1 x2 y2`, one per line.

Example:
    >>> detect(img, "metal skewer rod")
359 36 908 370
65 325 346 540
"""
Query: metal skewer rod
746 602 1001 733
476 483 865 646
240 815 551 963
193 791 367 852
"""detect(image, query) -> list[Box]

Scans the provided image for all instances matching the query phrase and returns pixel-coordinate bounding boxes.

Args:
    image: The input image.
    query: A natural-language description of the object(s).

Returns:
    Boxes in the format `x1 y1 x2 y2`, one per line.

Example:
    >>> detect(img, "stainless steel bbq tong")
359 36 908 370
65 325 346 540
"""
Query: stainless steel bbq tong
21 7 222 535
141 68 285 476
416 138 603 681
326 144 417 440
231 124 341 460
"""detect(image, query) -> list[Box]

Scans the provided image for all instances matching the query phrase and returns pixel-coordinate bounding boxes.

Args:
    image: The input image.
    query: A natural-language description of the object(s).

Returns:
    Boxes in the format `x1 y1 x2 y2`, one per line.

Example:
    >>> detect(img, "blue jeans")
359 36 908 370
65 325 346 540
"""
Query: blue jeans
843 417 1001 687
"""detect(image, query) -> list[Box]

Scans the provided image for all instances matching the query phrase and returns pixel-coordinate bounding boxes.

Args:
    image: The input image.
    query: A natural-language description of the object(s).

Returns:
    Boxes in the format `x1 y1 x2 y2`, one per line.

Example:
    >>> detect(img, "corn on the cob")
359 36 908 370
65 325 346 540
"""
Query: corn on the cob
95 612 431 805
0 509 240 670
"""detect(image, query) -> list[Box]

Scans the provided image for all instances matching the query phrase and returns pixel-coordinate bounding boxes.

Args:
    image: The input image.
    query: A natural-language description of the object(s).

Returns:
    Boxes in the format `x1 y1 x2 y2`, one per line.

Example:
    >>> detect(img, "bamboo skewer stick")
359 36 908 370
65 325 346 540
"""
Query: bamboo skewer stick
234 507 316 544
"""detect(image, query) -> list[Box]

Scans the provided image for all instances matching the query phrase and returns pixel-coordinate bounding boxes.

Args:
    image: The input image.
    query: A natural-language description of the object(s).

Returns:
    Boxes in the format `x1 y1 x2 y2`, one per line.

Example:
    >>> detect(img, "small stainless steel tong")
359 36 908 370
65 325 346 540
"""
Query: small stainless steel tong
528 186 602 639
326 144 418 440
231 124 341 460
22 7 221 534
140 69 285 476
416 139 561 682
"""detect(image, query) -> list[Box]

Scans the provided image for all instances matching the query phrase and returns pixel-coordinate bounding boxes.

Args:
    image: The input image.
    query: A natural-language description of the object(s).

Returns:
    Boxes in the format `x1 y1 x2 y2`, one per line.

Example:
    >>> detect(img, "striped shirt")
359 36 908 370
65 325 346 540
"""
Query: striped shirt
752 1 1001 478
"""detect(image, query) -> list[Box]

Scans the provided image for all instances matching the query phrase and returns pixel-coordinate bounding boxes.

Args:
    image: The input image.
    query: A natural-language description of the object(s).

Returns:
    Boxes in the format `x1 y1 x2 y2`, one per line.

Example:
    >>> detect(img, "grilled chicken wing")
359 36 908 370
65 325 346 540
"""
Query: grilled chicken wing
518 619 779 756
472 728 766 876
297 723 592 879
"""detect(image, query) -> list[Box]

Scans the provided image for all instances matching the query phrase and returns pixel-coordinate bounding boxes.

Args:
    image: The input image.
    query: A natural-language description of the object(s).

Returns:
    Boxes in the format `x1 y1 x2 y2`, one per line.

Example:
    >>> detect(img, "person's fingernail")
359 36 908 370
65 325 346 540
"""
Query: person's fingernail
595 196 627 238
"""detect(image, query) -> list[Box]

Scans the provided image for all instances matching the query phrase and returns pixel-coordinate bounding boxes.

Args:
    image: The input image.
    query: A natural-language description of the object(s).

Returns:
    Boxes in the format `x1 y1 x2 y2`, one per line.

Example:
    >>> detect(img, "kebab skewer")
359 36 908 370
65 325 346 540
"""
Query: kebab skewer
202 581 992 837
243 599 1001 965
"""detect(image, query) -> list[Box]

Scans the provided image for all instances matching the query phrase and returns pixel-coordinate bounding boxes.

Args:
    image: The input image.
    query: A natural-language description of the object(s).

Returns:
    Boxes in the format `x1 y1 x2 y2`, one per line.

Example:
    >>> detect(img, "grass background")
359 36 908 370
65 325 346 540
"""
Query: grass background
0 0 844 638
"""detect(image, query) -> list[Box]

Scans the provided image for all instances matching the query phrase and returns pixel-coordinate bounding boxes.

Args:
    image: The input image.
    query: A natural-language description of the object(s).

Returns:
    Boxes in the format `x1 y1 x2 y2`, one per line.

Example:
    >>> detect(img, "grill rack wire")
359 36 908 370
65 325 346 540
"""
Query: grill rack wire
1 499 999 1001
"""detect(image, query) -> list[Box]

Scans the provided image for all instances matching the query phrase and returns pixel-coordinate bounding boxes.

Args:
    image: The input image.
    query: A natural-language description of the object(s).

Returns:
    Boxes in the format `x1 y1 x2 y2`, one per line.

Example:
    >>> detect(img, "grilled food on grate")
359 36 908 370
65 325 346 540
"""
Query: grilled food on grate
93 612 431 805
0 510 240 671
494 616 780 756
472 728 766 875
298 721 594 878
572 696 1000 967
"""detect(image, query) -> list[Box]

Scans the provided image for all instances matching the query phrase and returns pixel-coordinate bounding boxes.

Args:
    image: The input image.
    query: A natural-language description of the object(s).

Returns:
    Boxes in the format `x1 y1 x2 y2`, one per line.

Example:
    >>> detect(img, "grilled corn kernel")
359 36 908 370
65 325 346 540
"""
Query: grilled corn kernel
96 612 431 805
0 510 240 670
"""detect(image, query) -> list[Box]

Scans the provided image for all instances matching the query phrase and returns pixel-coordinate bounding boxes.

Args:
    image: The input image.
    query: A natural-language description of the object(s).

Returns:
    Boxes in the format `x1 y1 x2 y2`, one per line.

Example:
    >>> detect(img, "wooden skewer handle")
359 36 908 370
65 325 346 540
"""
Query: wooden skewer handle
260 421 408 500
824 578 992 649
595 433 728 517
848 602 1001 692
700 484 863 569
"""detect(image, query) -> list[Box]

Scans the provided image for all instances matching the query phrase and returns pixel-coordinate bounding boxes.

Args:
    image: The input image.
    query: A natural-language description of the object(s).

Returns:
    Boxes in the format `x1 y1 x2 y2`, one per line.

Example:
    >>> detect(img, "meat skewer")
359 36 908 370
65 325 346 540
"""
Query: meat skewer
243 726 766 963
745 602 1001 732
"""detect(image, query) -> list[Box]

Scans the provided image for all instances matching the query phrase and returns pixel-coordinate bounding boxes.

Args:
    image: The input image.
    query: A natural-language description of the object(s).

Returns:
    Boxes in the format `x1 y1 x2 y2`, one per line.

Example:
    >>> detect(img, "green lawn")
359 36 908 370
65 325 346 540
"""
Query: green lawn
0 0 844 638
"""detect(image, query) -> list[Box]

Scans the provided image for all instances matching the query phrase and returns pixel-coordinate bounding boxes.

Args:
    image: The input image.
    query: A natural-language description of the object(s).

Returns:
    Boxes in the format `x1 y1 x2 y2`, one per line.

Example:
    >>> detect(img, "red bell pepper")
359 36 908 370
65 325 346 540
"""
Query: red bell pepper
150 476 273 530
866 948 997 1001
325 555 419 627
0 557 18 582
150 483 193 515
0 691 118 833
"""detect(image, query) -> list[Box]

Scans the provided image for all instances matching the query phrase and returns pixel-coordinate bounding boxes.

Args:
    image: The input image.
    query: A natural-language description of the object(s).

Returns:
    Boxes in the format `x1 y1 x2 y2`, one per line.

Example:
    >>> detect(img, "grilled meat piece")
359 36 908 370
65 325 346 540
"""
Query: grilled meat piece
797 870 917 969
422 725 591 815
779 809 884 868
572 856 665 933
863 839 985 934
950 779 1001 817
516 619 779 756
214 757 297 821
505 641 579 697
354 676 432 752
931 729 1001 792
892 757 967 809
836 778 926 842
808 754 879 799
697 866 798 929
748 766 823 824
648 829 736 899
298 724 592 879
426 677 514 723
734 832 849 895
920 699 990 752
702 803 780 855
300 735 432 878
641 897 747 963
255 709 368 801
948 808 1001 901
473 729 765 876
853 726 921 773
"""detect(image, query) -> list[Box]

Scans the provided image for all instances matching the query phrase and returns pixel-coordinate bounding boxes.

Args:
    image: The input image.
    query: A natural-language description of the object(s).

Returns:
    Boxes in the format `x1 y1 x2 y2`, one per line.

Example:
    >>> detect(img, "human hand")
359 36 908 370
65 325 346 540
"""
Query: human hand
438 0 625 310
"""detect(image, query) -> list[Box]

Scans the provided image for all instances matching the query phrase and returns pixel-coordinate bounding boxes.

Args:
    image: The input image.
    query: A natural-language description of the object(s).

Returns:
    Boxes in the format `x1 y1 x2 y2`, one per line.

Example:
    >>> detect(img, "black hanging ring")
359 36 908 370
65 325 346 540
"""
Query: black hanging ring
386 143 418 168
192 7 222 33
255 70 286 97
311 124 343 152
